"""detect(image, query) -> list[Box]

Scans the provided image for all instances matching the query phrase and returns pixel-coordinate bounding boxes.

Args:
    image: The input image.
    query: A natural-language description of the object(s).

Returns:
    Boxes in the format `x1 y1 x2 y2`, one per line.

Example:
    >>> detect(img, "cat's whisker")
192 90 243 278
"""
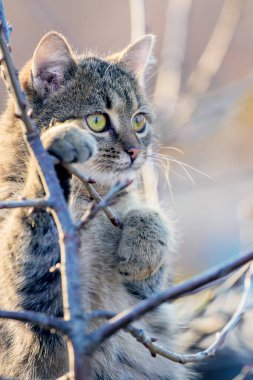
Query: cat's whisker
167 155 212 180
154 158 185 181
147 156 175 201
168 156 196 186
160 146 184 155
149 152 196 187
152 152 212 181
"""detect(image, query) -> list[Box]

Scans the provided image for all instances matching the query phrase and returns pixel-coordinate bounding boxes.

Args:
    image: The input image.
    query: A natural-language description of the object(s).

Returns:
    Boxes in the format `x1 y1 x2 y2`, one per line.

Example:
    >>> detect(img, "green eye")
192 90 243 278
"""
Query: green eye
132 113 146 133
86 113 107 132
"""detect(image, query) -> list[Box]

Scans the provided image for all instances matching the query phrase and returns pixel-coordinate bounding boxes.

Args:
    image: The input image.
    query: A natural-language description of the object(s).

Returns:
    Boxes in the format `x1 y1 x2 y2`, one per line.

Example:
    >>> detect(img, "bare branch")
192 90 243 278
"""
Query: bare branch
153 0 192 113
0 13 91 378
0 1 10 43
193 265 248 318
89 266 252 364
127 265 252 363
64 163 123 228
88 310 115 321
91 250 253 344
0 310 68 333
173 0 245 126
0 198 52 209
129 0 145 42
77 179 132 229
171 73 253 144
1 2 251 378
187 0 245 95
232 365 253 380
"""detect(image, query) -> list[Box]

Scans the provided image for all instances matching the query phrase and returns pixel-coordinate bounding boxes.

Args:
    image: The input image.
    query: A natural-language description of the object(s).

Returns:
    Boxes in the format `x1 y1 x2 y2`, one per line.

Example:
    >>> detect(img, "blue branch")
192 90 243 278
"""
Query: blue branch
0 0 10 43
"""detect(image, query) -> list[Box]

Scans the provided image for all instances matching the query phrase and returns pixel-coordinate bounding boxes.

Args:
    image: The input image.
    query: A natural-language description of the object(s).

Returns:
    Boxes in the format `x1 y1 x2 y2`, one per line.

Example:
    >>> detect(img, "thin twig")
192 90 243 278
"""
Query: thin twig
193 265 248 318
0 198 52 209
187 0 245 95
88 310 115 321
153 0 192 114
89 266 252 363
173 0 245 126
90 251 253 345
77 179 132 229
0 310 68 333
0 0 10 44
232 365 253 380
129 0 145 42
127 264 252 364
170 73 253 144
63 163 123 228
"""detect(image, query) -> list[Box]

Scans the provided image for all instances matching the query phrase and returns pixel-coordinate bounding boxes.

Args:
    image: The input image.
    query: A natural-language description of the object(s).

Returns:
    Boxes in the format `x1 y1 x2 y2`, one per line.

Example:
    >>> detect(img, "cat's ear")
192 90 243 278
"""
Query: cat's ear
31 31 75 96
119 34 155 83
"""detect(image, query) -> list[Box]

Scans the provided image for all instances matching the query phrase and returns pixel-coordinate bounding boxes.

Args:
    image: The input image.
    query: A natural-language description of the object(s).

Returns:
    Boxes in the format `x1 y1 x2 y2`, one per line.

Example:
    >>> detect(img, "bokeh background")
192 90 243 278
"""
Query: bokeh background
1 0 253 278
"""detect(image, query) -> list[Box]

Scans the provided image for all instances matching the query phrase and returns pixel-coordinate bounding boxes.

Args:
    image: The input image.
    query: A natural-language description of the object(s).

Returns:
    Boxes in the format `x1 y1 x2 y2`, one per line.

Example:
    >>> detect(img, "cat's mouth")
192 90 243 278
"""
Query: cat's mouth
103 155 145 173
115 161 142 172
79 150 146 186
77 157 144 187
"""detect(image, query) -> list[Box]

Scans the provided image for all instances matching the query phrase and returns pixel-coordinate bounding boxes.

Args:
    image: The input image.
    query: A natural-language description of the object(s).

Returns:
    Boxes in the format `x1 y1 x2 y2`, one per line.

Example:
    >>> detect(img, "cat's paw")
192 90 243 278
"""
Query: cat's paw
117 209 170 281
41 123 97 164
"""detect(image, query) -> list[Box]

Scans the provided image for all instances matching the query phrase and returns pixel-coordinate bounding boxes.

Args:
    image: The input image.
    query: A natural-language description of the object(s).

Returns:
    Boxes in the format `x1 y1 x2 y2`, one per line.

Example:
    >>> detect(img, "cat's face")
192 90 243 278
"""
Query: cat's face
21 32 155 185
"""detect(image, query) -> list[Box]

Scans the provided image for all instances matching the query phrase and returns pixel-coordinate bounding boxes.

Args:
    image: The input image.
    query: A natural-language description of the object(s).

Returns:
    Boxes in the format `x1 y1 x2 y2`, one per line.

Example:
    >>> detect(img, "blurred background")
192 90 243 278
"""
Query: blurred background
1 0 253 278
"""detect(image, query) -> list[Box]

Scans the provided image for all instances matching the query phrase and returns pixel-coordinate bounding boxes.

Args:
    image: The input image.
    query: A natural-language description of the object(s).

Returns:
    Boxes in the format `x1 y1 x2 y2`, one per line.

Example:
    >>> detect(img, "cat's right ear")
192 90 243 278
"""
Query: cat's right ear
30 32 75 97
117 34 156 85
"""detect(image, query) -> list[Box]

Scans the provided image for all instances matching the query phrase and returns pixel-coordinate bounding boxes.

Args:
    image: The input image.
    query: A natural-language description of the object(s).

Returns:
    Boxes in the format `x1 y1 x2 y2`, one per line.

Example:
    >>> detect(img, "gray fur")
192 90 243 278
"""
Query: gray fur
0 32 192 379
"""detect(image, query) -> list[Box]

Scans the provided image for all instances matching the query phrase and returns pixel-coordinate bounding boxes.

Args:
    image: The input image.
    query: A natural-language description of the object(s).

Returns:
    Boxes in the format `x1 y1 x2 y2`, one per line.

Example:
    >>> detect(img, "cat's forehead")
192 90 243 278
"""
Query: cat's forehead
35 55 152 126
76 57 145 113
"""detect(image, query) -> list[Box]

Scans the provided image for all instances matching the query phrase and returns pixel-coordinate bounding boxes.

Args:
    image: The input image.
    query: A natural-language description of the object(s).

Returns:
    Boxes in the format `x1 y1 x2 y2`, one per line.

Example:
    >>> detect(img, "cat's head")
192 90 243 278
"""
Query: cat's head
21 32 155 185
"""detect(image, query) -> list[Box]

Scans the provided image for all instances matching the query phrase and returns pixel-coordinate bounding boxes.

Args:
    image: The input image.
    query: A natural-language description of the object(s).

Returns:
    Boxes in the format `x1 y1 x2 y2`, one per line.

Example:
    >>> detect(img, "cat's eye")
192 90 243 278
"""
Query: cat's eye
132 113 146 133
86 113 107 132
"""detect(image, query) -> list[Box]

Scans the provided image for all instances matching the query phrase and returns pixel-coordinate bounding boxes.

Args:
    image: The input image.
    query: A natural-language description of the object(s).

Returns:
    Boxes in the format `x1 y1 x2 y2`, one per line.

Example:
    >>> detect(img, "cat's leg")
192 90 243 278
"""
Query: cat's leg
117 208 172 299
36 122 97 199
0 123 96 379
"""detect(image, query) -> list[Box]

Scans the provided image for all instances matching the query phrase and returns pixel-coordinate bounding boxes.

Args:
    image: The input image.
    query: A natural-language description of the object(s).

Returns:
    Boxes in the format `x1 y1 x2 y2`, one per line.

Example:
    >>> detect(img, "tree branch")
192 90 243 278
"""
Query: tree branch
77 179 131 229
173 0 245 126
91 251 253 344
0 13 91 379
64 163 123 228
0 310 68 333
0 198 52 209
153 0 192 114
124 264 252 363
0 0 10 44
0 2 252 378
89 265 252 363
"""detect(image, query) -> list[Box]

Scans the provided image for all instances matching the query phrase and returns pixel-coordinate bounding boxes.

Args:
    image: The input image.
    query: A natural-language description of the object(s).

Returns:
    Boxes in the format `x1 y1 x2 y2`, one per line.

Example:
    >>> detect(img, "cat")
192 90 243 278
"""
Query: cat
0 32 192 379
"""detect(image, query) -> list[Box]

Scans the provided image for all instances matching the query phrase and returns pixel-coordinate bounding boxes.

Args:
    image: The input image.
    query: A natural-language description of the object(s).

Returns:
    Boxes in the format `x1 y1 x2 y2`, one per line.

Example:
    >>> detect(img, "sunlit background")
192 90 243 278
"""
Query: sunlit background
1 0 253 279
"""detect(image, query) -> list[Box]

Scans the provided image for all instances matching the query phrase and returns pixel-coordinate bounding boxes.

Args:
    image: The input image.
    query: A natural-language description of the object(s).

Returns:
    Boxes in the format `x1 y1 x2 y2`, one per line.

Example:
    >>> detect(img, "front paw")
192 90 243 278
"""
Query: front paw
41 123 97 164
117 209 170 281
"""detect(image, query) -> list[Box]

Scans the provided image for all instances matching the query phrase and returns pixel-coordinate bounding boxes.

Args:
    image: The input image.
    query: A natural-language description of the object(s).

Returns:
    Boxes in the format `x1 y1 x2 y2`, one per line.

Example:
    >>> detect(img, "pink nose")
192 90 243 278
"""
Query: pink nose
127 147 141 161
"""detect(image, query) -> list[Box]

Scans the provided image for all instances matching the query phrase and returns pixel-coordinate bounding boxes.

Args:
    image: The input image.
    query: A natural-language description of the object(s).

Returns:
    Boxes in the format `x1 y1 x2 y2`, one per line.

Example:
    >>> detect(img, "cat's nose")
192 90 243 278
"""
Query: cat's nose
126 147 141 161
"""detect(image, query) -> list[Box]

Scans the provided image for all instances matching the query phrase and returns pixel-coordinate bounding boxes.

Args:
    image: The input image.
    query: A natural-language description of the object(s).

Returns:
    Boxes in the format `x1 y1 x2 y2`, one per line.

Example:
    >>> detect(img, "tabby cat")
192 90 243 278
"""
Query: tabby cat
0 32 192 379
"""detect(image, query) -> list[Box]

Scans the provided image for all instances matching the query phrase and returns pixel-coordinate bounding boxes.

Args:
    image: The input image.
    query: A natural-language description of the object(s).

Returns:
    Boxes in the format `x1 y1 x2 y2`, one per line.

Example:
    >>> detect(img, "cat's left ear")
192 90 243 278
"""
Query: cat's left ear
31 31 75 97
119 34 156 83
